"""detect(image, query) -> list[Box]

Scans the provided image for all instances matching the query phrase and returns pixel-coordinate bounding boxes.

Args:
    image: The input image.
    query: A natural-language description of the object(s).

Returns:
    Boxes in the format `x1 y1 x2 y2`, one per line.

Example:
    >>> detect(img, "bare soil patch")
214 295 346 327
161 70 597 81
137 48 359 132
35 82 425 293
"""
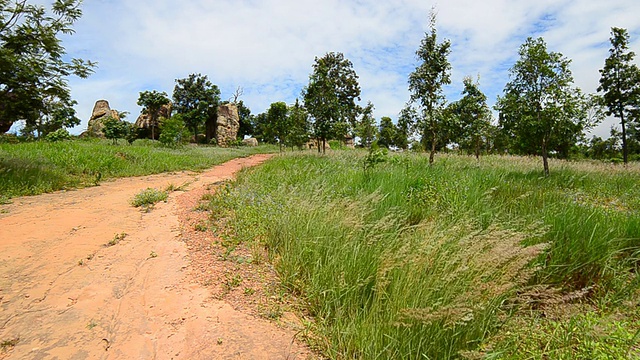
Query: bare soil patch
0 154 313 359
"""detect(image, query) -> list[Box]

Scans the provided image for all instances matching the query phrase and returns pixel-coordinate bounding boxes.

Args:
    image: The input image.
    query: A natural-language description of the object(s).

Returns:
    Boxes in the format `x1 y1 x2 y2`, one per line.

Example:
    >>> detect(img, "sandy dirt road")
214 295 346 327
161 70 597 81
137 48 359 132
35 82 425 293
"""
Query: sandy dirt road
0 154 311 359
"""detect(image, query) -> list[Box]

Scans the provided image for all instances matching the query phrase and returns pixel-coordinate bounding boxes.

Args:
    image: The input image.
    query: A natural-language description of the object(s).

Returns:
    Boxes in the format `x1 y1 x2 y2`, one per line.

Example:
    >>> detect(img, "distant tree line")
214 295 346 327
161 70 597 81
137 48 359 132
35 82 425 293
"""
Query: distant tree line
1 2 639 172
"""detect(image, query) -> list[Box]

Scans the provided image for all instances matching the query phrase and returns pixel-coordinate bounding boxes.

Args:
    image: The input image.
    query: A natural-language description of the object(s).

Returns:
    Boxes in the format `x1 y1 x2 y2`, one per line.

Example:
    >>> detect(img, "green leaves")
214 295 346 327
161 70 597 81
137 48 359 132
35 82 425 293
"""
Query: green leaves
0 0 95 134
406 10 451 163
496 37 587 175
172 73 220 140
302 52 362 152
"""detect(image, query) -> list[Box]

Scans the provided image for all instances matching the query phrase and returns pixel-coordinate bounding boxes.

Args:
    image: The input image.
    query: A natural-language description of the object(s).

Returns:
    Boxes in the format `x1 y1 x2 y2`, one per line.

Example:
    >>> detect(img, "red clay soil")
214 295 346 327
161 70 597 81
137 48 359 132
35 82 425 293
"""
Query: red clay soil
0 154 314 359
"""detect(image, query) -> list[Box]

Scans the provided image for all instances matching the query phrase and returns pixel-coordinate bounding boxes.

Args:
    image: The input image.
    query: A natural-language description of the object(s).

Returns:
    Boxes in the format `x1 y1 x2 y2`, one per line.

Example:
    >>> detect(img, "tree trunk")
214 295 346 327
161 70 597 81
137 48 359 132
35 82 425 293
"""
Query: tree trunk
429 128 437 165
542 139 550 177
475 137 480 161
322 138 326 154
620 108 628 164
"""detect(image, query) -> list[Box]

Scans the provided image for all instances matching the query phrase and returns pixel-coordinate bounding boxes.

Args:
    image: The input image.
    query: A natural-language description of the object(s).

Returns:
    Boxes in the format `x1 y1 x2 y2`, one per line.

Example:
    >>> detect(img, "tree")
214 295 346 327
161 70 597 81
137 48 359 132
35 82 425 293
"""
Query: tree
454 76 492 160
406 11 452 164
266 101 289 152
159 114 187 147
287 99 310 149
102 116 129 145
21 97 80 137
496 37 588 176
598 27 640 164
378 116 396 148
0 0 95 133
137 90 170 140
236 100 253 139
172 74 220 141
302 52 362 153
396 105 417 150
355 102 377 148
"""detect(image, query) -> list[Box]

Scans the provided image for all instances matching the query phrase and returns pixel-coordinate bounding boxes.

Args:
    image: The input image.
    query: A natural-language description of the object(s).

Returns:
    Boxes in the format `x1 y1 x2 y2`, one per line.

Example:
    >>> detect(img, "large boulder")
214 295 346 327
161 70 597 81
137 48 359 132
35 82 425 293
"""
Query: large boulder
242 137 259 147
216 104 239 147
85 100 120 137
135 103 172 139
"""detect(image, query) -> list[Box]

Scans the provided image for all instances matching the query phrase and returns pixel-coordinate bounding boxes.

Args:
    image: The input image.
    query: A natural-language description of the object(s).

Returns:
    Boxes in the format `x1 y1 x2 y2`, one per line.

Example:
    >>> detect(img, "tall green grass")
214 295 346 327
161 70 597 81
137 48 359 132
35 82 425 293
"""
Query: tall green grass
0 139 277 198
209 152 640 358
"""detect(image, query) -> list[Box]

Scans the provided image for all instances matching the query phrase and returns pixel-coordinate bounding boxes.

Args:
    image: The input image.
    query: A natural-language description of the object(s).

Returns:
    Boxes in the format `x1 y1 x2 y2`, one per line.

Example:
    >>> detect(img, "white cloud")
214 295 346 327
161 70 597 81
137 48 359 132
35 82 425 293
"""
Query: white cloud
62 0 639 138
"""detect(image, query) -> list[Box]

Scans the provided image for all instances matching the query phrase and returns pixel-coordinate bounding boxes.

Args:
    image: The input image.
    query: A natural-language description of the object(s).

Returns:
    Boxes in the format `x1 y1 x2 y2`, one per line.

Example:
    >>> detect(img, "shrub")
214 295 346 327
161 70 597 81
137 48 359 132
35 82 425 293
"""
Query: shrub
45 128 72 142
159 115 187 147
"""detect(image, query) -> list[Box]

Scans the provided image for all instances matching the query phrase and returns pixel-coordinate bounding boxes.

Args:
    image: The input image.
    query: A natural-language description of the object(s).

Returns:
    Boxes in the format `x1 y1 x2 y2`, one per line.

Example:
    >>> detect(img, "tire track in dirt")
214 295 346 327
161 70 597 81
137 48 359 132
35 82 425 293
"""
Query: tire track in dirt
0 154 312 359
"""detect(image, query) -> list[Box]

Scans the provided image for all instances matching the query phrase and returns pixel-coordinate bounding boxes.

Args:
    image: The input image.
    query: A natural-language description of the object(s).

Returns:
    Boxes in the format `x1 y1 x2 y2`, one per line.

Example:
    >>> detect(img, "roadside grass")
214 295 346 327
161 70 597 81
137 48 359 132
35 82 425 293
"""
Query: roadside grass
207 151 640 359
0 138 277 198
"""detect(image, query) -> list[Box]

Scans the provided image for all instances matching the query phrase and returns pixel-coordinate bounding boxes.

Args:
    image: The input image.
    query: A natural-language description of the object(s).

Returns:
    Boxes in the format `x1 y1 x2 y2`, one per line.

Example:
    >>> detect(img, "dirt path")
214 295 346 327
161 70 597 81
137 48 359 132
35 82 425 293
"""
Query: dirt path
0 154 312 359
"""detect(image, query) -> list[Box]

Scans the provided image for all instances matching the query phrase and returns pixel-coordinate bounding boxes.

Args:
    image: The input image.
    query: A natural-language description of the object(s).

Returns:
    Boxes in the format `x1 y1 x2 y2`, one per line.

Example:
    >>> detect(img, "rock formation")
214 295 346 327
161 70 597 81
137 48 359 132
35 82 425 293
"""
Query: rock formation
135 103 172 139
242 137 259 147
215 104 240 147
85 100 121 137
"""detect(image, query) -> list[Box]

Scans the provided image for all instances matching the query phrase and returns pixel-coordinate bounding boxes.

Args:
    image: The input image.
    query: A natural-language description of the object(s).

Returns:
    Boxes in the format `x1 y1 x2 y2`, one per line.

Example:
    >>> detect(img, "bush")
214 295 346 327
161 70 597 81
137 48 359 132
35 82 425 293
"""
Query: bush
159 115 187 147
45 128 72 142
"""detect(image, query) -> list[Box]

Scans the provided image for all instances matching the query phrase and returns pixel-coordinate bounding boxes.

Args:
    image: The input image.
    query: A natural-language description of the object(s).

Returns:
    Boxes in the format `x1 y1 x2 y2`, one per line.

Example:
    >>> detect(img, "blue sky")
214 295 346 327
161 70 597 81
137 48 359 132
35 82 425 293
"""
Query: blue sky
58 0 640 138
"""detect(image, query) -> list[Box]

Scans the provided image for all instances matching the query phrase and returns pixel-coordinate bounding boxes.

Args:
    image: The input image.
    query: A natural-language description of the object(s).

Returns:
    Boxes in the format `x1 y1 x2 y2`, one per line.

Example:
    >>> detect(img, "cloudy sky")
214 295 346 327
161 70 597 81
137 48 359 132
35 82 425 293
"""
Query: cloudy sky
59 0 640 138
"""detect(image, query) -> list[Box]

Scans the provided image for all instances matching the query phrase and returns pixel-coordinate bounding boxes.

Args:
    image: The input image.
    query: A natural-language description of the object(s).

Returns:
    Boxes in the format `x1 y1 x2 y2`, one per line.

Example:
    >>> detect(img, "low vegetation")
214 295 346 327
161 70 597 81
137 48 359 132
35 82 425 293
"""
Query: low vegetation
0 139 276 198
131 188 169 212
208 151 640 359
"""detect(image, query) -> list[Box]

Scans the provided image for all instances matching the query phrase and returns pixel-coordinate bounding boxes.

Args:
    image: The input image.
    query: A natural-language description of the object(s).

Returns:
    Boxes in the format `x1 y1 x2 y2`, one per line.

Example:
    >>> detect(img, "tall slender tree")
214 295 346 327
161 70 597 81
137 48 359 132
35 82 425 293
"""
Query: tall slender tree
496 37 587 176
598 27 640 164
287 99 310 150
266 101 289 152
302 52 361 153
407 10 452 164
455 76 492 160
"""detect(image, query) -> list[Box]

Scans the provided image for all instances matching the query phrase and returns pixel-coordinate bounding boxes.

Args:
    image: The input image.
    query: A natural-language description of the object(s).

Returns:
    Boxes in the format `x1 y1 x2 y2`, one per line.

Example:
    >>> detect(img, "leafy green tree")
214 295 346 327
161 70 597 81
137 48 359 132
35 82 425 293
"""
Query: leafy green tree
287 99 310 149
355 102 377 148
598 27 640 164
266 101 289 152
406 11 452 164
102 116 129 145
22 97 80 137
159 114 187 147
252 112 272 144
496 37 588 176
172 74 220 141
378 116 396 148
396 105 417 150
303 52 362 153
236 100 253 139
0 0 95 133
454 76 492 160
137 90 169 140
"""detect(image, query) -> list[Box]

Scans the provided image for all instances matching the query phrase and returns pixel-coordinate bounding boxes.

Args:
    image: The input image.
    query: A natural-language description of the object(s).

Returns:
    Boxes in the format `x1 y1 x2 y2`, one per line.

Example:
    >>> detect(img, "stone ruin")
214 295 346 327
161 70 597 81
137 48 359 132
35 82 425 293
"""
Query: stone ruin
214 103 240 147
85 100 121 137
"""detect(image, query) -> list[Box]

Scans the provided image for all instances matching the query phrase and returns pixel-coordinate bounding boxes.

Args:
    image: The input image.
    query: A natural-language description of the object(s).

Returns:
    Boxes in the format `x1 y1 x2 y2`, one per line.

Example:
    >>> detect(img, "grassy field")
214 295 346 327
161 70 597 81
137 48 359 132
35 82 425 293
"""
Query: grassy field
208 150 640 359
0 139 277 199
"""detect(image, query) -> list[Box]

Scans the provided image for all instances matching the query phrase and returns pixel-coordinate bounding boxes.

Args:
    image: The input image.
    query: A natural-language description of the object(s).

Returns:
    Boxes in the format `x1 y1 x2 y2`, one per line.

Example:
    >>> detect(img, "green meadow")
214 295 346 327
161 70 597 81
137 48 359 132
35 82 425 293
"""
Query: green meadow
0 139 276 199
209 150 640 359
